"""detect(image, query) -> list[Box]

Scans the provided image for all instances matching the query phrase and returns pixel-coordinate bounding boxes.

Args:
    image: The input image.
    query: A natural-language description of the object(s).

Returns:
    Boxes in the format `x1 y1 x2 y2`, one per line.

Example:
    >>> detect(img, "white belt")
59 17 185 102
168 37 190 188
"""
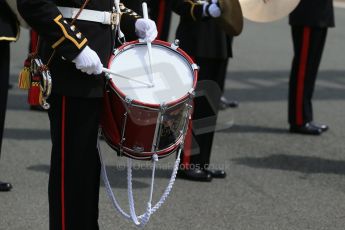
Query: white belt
57 6 118 25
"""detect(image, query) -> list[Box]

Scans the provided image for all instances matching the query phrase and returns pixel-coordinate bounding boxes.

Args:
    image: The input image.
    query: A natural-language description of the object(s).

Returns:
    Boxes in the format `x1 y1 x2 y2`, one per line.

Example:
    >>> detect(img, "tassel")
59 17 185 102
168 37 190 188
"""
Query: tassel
18 67 31 89
18 59 32 90
28 75 42 106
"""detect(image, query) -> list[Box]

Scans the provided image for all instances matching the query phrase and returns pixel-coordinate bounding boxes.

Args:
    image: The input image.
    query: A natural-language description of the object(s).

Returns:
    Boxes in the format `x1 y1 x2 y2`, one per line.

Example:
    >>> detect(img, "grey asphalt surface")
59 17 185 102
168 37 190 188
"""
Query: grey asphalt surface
1 6 345 230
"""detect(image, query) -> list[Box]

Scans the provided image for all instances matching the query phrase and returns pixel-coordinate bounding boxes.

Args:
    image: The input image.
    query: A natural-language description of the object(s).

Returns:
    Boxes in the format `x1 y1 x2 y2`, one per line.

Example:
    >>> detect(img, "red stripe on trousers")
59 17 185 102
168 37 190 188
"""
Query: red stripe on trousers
61 96 66 230
157 0 166 40
30 30 38 53
296 27 311 125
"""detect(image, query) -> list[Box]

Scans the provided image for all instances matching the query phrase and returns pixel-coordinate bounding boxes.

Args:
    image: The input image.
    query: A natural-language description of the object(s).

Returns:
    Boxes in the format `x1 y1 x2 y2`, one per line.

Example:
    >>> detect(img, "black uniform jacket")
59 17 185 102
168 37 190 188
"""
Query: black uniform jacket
122 0 143 15
17 0 140 97
172 0 232 59
289 0 335 28
0 1 19 41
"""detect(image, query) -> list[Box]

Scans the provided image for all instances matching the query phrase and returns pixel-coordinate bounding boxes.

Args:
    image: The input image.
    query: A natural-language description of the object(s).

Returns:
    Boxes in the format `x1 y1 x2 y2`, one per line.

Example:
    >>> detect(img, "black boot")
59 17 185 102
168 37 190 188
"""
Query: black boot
177 169 212 182
290 122 322 135
204 169 226 178
0 181 12 192
310 122 329 132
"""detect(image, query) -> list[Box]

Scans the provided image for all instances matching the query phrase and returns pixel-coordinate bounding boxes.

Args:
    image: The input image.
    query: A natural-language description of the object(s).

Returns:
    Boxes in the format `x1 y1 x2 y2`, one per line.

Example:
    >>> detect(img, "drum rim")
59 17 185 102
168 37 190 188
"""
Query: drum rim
101 129 184 160
107 39 198 109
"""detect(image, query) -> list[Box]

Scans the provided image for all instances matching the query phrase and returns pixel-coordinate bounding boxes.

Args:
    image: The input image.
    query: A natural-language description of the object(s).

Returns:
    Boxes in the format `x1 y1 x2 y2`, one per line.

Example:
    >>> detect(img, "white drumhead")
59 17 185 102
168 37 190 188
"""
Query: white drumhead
109 43 194 104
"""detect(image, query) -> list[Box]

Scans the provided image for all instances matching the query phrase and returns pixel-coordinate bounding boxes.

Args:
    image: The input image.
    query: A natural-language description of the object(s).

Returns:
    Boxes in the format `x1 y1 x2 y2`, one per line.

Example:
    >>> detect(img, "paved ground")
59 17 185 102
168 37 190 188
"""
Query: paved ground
1 5 345 230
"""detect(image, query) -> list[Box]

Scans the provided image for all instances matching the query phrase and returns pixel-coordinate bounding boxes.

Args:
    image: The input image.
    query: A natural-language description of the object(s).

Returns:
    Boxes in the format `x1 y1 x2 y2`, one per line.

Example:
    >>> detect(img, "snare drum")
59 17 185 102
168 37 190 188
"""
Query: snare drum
100 40 198 160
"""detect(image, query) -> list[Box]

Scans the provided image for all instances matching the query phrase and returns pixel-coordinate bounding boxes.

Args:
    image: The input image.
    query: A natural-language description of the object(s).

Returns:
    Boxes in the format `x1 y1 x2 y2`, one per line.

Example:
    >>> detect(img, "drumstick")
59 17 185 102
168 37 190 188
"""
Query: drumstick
102 67 152 87
142 2 154 87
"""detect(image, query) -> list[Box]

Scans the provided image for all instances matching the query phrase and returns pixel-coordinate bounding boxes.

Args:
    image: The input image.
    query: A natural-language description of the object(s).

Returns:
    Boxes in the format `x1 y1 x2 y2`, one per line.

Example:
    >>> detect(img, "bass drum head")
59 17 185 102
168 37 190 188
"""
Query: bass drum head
108 42 194 105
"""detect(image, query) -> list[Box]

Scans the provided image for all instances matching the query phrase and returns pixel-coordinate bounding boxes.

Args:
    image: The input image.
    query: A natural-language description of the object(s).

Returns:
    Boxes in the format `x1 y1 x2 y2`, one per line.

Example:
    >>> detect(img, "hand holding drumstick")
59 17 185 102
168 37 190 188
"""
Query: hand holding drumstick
135 2 157 87
73 1 157 88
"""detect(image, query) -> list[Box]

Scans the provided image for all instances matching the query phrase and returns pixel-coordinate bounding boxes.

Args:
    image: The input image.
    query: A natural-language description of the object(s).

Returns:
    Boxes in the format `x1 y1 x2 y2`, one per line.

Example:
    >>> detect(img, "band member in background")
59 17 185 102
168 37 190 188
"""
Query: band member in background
150 0 237 111
122 0 173 41
17 1 157 229
173 0 232 181
0 1 17 192
148 0 173 41
288 0 334 135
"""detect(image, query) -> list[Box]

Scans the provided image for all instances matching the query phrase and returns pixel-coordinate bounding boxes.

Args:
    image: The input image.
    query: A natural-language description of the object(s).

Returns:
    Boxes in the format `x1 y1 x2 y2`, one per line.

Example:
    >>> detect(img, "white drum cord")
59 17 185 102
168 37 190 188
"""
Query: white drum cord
97 134 182 227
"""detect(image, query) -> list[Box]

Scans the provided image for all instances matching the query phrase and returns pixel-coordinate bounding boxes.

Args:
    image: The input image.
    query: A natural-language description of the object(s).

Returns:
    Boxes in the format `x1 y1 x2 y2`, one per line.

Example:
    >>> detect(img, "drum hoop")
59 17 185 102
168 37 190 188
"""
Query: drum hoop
107 40 198 109
101 130 184 160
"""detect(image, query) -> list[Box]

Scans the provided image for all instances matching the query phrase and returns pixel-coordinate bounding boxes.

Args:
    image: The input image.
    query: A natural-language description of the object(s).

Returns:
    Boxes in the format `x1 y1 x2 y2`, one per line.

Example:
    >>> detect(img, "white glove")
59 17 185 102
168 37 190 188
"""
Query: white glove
135 18 158 42
72 46 103 75
203 0 221 18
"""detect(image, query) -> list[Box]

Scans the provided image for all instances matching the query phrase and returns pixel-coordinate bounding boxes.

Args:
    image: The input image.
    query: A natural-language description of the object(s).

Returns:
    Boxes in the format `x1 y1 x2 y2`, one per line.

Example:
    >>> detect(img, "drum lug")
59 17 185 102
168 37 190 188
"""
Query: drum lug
188 89 195 101
191 63 199 71
113 48 120 56
188 89 195 99
159 103 167 113
171 39 180 50
125 96 133 105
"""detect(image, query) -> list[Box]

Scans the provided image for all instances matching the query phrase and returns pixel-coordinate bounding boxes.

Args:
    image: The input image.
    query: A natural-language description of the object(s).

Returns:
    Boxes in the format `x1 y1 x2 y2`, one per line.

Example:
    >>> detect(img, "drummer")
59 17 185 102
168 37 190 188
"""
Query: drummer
172 0 232 181
147 0 173 41
16 1 157 229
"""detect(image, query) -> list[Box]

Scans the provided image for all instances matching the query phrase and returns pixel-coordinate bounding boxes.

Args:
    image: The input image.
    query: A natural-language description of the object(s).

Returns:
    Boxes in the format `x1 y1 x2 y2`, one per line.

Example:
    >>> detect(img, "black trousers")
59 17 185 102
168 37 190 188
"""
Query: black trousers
181 57 228 169
0 41 10 158
288 26 327 126
48 94 103 230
